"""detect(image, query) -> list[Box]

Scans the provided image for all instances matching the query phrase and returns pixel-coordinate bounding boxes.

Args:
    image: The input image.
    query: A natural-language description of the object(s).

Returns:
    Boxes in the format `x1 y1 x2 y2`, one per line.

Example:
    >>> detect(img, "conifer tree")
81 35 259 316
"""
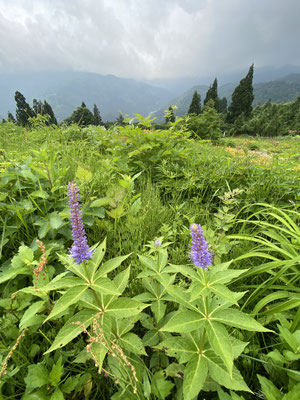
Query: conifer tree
204 78 219 111
32 99 57 125
93 104 103 125
219 97 228 114
227 64 254 123
66 104 95 126
43 101 57 125
15 91 34 126
116 113 125 126
7 112 16 123
188 91 201 115
165 106 175 123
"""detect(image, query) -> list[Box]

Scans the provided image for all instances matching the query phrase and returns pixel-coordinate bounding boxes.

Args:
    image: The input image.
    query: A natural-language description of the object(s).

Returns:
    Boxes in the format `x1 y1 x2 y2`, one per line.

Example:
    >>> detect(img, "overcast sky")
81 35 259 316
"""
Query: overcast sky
0 0 299 80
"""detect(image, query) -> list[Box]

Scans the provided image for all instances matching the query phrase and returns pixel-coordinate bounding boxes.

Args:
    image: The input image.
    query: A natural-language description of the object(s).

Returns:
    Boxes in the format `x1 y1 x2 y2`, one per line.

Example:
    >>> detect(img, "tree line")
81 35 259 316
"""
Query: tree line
2 92 104 127
2 63 300 137
165 64 300 139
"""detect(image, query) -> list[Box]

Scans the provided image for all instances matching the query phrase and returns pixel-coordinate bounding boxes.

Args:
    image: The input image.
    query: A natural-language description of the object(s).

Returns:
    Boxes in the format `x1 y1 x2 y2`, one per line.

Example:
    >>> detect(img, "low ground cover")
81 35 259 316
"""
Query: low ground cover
0 122 299 399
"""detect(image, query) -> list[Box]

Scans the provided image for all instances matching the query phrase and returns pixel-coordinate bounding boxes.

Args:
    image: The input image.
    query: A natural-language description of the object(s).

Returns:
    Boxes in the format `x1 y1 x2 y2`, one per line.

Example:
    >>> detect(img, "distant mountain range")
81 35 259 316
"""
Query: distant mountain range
153 73 300 121
0 71 172 122
1 66 300 122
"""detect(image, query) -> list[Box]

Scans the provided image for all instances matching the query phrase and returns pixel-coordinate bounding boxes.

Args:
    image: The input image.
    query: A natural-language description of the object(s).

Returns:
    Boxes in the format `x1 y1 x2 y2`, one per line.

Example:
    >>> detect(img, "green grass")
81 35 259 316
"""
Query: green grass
0 122 299 399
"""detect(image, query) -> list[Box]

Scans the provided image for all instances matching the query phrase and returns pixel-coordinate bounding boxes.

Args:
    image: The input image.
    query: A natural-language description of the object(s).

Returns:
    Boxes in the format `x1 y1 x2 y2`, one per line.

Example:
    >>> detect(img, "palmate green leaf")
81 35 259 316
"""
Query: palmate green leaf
209 268 249 285
42 276 83 291
151 300 167 323
212 309 272 332
165 264 199 280
189 282 208 302
89 343 108 372
183 354 208 400
157 249 168 272
85 238 106 280
156 336 196 362
44 310 95 354
19 300 45 330
217 387 245 400
119 332 147 355
113 266 130 294
142 330 160 346
205 351 251 392
159 284 199 312
0 266 29 284
57 254 88 281
161 310 206 333
138 255 157 273
207 321 233 376
91 277 121 295
44 285 88 322
231 337 249 359
94 254 131 279
134 292 156 302
79 290 102 311
210 284 239 305
106 298 148 318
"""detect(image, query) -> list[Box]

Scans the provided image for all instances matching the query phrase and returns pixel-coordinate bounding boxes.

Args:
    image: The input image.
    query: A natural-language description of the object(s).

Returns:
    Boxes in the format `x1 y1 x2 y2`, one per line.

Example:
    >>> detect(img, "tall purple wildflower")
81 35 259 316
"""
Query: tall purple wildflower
189 223 212 269
68 182 93 264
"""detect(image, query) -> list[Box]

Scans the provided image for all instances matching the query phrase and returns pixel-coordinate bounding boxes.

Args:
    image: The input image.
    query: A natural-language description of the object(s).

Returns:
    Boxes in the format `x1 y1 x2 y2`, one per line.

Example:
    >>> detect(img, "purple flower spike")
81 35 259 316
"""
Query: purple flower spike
189 223 212 269
68 182 93 264
154 239 162 247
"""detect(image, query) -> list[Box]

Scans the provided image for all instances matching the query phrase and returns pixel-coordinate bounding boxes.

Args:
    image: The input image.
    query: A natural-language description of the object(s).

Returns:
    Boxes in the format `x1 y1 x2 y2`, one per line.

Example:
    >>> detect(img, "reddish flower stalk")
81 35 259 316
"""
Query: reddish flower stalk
33 239 47 291
0 328 28 377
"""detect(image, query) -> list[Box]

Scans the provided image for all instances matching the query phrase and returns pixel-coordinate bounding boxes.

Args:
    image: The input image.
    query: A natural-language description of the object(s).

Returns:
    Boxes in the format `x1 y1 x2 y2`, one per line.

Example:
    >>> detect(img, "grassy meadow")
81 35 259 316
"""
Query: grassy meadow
0 120 299 399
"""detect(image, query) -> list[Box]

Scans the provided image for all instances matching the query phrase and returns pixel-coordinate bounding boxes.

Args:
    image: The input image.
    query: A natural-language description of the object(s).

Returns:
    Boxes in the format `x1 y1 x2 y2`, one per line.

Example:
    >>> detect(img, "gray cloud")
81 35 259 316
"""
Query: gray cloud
0 0 299 79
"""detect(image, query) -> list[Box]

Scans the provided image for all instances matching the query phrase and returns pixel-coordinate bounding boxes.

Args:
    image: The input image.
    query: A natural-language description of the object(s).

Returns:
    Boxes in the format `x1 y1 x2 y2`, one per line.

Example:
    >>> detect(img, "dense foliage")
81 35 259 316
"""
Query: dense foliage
0 119 299 399
227 64 254 123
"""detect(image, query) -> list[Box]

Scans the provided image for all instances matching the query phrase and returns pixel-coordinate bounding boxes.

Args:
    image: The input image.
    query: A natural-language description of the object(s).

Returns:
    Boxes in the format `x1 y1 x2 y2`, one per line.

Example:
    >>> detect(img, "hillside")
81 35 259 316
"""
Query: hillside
0 71 173 122
1 69 300 123
254 74 300 105
153 73 300 120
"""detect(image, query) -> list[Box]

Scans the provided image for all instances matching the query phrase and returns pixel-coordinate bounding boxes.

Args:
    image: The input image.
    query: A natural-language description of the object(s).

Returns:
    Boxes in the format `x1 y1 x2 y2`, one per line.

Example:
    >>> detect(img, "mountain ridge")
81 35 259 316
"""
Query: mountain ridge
1 66 300 122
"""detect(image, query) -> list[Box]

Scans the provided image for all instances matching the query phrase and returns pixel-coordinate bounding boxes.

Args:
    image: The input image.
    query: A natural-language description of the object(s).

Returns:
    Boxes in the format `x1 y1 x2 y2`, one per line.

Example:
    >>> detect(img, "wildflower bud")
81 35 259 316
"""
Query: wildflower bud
189 224 212 269
68 182 93 264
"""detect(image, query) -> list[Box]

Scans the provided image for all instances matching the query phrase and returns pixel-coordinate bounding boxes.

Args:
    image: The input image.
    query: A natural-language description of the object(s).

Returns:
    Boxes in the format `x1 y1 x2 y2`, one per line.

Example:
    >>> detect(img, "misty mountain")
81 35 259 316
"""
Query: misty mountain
1 66 300 123
147 65 300 96
153 73 300 121
0 71 173 122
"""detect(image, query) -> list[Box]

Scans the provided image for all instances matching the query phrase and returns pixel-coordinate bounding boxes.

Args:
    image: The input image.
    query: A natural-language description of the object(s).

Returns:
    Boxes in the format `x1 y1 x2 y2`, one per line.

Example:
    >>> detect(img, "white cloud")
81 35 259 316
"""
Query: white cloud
0 0 299 78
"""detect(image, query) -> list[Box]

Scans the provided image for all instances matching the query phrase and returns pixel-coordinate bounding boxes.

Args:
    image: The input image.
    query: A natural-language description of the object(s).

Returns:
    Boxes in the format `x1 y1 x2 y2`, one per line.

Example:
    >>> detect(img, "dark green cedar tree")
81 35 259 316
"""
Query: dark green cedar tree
204 78 219 111
32 99 57 125
15 91 34 126
66 103 95 126
7 112 16 123
218 97 228 114
93 104 103 125
166 106 176 123
188 91 201 115
227 64 254 123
